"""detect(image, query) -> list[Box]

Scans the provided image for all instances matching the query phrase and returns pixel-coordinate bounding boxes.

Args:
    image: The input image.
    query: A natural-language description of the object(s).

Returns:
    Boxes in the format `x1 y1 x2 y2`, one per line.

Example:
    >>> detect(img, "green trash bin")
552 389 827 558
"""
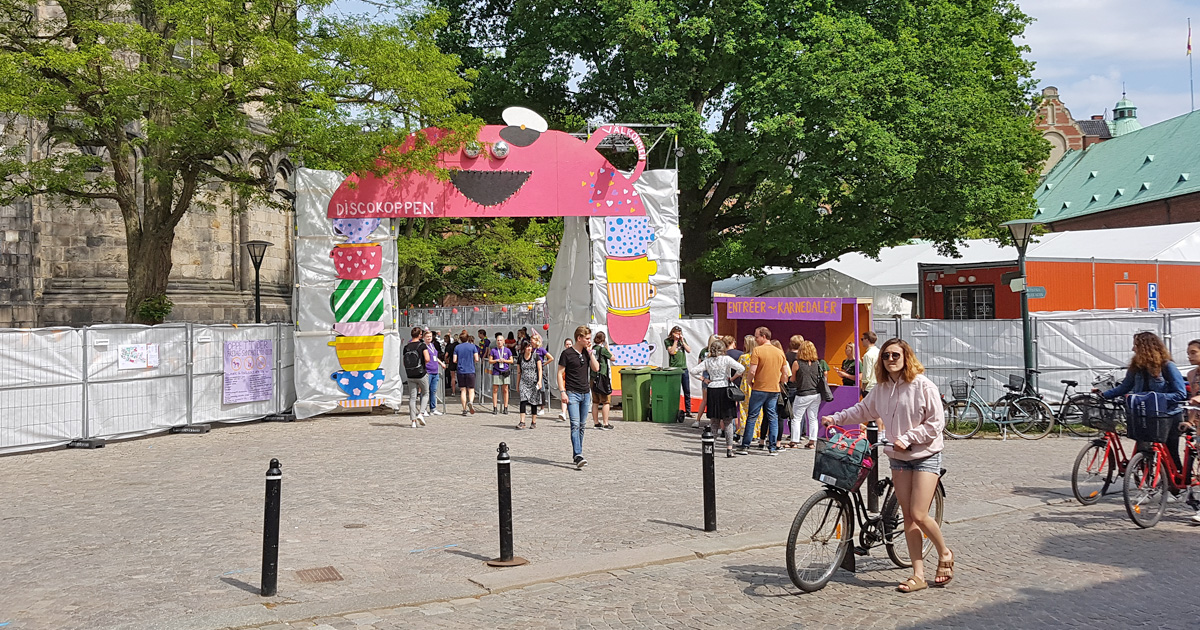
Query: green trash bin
619 367 654 422
650 368 686 423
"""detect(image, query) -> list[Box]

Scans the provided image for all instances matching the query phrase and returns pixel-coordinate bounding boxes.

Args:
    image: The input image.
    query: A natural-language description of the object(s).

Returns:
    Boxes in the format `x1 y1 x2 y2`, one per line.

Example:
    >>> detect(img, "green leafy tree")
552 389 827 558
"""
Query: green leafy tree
0 0 478 322
396 217 560 306
436 0 1049 312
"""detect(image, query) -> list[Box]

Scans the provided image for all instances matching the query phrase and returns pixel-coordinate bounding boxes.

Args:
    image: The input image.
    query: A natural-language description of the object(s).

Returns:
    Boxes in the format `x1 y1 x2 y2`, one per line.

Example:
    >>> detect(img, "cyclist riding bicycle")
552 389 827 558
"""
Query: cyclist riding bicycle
1099 332 1189 513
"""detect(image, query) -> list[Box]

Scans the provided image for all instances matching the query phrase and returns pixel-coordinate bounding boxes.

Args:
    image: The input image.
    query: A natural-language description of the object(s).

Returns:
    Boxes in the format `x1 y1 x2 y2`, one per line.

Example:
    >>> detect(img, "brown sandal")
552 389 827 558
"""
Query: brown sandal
934 554 954 587
897 576 927 593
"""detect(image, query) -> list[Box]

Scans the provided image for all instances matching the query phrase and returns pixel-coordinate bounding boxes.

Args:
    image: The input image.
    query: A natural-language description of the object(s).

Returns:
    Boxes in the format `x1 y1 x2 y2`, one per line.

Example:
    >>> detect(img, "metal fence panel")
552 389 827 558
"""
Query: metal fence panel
0 328 84 453
191 324 284 423
85 324 191 439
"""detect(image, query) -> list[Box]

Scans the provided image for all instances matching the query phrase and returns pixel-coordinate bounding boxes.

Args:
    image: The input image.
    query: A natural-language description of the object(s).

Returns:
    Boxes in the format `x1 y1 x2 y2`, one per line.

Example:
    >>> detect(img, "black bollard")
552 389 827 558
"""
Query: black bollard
702 425 716 532
487 443 528 567
261 458 282 596
866 421 879 512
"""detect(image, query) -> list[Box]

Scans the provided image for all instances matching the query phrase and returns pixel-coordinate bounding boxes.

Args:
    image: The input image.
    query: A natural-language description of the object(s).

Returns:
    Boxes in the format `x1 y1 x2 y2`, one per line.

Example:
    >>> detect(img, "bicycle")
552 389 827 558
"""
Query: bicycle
1070 397 1131 504
785 427 946 592
1122 404 1200 528
942 369 1055 440
1049 370 1124 438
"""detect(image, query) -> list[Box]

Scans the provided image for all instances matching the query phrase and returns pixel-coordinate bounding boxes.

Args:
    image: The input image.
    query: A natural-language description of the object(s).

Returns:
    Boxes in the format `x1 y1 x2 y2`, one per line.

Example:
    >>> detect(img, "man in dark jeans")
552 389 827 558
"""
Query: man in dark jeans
558 325 600 469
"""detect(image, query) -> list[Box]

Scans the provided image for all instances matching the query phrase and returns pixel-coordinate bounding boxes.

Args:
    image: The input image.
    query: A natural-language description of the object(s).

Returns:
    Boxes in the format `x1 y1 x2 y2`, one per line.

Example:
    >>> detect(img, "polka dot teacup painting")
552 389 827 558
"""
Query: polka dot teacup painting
332 218 383 243
604 216 656 257
609 342 656 366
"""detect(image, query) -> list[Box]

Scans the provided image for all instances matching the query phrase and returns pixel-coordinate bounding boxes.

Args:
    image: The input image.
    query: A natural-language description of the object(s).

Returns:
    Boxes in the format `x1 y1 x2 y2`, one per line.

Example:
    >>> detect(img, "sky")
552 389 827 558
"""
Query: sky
1019 0 1200 126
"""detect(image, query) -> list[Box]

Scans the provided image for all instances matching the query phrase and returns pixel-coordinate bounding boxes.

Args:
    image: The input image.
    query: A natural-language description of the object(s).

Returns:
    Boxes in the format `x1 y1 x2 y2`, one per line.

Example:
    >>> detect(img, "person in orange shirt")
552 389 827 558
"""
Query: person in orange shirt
735 327 792 455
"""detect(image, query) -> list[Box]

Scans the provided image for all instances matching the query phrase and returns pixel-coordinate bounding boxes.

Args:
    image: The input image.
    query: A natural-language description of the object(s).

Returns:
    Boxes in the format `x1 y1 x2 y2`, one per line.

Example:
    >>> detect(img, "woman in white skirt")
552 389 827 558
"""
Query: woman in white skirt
689 338 746 457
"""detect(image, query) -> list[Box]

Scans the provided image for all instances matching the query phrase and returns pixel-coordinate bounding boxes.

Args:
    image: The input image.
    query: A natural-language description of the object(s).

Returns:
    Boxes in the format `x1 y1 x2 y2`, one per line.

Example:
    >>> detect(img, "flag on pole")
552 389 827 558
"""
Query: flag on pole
1190 21 1193 55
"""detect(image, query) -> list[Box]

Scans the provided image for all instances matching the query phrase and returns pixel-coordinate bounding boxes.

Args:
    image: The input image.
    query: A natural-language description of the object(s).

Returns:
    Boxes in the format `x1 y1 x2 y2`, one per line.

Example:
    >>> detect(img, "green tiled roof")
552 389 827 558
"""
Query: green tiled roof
1035 108 1200 223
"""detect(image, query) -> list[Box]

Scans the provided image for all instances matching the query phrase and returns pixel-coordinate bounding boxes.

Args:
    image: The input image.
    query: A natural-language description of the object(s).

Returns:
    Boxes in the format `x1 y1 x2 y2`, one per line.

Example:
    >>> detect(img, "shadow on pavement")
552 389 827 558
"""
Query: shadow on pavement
510 456 577 470
219 576 260 594
445 548 492 562
645 519 704 532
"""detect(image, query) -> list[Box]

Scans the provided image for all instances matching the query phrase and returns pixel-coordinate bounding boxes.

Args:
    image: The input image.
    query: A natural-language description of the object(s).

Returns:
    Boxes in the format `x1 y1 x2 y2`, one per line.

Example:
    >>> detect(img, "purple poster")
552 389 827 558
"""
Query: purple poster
724 297 843 321
223 339 274 404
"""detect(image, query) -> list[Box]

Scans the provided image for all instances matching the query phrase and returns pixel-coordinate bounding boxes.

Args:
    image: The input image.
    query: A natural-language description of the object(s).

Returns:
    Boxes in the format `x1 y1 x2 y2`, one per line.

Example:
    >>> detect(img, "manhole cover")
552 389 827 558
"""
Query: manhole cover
295 566 343 583
343 523 367 529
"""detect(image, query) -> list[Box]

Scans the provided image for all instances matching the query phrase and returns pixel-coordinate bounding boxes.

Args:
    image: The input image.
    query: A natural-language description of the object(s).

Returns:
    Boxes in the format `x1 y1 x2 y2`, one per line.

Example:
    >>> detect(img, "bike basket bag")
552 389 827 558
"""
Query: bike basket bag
813 434 871 491
949 380 969 401
1082 401 1119 432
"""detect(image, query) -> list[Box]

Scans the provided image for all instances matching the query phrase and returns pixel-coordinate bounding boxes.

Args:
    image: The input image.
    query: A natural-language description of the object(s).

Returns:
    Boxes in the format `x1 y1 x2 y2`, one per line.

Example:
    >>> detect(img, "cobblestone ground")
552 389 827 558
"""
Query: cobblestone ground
260 500 1200 630
0 406 1123 629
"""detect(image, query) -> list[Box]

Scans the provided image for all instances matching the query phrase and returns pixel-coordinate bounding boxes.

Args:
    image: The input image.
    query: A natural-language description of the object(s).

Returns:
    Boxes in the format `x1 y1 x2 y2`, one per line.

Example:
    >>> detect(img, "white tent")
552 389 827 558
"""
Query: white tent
712 268 911 316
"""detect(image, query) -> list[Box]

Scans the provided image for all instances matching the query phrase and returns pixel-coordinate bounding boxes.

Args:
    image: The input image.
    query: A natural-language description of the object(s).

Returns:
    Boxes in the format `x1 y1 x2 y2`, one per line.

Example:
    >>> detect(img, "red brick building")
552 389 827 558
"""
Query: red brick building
1034 86 1113 174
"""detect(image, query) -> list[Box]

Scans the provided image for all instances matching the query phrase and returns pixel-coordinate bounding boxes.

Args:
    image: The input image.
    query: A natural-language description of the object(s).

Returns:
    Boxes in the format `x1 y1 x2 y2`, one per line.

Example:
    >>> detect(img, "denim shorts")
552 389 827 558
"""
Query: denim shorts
889 451 943 474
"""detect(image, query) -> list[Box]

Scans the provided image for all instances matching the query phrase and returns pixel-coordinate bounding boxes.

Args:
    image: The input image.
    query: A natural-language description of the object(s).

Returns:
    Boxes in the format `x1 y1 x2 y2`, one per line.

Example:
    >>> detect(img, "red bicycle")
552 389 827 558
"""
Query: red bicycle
1122 405 1200 528
1071 397 1132 505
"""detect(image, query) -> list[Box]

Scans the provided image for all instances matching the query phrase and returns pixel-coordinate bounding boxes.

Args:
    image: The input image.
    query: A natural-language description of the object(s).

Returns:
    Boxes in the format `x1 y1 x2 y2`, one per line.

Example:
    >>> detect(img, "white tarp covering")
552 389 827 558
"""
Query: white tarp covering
0 328 84 451
588 169 682 325
85 324 191 439
293 168 402 418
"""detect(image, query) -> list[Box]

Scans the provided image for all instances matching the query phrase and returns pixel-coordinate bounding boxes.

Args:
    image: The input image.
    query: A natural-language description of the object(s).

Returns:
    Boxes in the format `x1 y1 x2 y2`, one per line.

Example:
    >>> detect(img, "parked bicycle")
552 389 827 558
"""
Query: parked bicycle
1051 370 1124 438
1070 397 1132 504
1122 404 1200 528
785 427 946 592
942 369 1054 440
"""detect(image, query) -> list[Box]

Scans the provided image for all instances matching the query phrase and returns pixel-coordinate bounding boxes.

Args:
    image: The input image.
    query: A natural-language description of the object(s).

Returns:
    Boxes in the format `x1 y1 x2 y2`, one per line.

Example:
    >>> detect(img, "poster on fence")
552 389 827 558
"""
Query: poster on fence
223 340 274 404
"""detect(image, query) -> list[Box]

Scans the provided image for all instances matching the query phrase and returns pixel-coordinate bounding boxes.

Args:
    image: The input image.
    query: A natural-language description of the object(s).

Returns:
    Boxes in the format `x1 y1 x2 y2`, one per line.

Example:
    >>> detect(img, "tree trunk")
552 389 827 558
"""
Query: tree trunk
679 209 716 316
124 227 177 323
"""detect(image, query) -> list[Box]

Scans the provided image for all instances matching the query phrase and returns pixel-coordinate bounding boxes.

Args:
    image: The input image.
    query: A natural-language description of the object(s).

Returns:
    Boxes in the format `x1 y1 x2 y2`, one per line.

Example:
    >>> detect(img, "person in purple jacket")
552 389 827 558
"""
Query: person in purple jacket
823 338 953 593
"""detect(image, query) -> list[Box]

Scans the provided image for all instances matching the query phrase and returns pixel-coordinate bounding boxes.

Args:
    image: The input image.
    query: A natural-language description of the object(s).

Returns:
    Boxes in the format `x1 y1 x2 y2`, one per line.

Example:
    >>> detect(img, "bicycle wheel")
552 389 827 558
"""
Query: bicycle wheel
1123 450 1167 528
943 400 983 439
1060 394 1101 438
882 486 945 568
1072 440 1115 505
785 488 852 592
1008 396 1054 440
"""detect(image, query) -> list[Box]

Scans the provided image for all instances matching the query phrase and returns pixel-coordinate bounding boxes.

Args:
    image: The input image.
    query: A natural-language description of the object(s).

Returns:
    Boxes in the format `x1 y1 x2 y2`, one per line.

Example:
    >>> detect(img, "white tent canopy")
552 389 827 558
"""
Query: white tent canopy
815 221 1200 296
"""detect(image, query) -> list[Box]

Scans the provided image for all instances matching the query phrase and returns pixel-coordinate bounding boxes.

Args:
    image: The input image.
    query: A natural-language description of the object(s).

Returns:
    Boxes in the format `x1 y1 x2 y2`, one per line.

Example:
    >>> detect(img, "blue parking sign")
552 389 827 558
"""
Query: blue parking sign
1148 283 1158 312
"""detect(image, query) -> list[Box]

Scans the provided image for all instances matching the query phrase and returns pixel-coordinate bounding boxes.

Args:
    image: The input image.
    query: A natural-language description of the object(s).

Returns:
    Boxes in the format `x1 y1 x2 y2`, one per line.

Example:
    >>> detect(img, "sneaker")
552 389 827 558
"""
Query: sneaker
756 443 765 451
417 415 426 427
727 449 735 458
735 447 749 455
433 409 444 416
594 423 603 429
461 409 468 416
411 421 418 428
1192 510 1200 524
575 456 588 469
691 421 701 428
602 424 614 431
768 450 778 456
492 407 498 415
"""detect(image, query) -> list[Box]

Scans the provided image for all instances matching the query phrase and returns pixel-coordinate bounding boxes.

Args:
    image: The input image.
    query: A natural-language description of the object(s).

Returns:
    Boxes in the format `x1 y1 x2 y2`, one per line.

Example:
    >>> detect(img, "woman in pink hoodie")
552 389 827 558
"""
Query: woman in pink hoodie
822 338 953 593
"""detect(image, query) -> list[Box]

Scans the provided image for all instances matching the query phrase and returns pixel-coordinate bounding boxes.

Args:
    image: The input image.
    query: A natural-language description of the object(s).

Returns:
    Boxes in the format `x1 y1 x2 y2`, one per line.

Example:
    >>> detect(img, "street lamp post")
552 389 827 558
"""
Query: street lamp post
244 240 273 323
1002 220 1043 388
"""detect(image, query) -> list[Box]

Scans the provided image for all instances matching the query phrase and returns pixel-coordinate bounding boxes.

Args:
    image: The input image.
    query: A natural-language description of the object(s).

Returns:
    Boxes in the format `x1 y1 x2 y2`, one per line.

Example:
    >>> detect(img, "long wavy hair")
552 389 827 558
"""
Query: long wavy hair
875 338 925 384
1129 331 1172 377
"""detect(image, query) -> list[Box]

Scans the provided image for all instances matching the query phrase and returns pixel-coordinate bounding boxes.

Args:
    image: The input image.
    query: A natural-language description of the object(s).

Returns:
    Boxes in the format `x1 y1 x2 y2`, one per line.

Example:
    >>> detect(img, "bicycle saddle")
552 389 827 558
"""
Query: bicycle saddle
1061 380 1078 387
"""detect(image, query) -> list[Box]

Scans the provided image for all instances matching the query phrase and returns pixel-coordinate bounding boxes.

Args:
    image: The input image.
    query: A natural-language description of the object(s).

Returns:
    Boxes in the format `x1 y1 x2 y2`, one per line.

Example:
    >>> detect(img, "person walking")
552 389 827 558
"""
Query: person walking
423 330 446 416
690 338 745 457
555 338 573 420
791 341 824 448
558 326 600 469
403 327 431 428
454 332 480 415
591 331 615 430
695 335 720 429
859 331 880 397
822 338 952 592
532 333 556 420
489 332 515 414
446 333 460 396
736 327 791 456
515 340 543 429
665 326 693 418
1100 331 1189 480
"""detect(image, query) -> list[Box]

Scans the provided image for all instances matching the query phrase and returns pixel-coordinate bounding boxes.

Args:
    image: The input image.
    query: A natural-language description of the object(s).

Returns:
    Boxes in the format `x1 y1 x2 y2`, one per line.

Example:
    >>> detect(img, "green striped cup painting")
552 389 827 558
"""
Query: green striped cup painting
330 278 386 322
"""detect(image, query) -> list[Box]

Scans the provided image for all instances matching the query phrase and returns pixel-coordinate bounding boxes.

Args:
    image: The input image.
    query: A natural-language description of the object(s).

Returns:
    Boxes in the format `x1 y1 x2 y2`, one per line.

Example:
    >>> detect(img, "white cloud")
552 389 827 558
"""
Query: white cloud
1018 0 1197 124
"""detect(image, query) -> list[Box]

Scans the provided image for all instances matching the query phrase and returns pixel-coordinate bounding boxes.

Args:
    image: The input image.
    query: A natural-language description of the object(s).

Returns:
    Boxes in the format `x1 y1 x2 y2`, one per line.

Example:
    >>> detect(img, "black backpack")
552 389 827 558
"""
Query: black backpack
403 342 426 378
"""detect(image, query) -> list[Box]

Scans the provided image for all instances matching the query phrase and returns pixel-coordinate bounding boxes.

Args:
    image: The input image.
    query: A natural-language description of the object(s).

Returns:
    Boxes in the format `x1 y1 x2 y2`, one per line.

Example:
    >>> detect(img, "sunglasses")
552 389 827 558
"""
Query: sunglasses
881 351 903 361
